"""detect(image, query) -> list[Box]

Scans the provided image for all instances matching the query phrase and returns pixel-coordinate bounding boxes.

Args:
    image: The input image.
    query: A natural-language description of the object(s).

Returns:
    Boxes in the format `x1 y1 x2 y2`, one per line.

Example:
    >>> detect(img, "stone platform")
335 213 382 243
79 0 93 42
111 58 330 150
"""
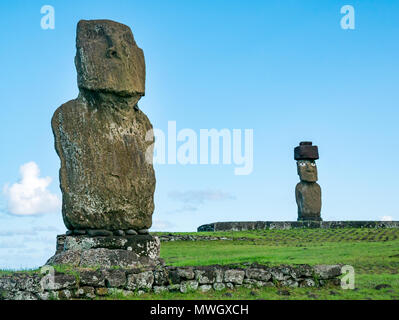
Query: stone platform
198 221 399 232
46 234 161 269
0 263 342 300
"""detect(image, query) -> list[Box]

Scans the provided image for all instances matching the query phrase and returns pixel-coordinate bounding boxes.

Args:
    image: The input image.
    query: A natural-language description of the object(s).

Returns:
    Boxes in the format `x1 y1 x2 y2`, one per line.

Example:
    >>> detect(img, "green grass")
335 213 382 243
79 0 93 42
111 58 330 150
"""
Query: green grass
153 227 399 242
158 228 399 272
160 239 399 273
3 228 399 300
148 228 399 300
0 268 39 276
106 274 399 300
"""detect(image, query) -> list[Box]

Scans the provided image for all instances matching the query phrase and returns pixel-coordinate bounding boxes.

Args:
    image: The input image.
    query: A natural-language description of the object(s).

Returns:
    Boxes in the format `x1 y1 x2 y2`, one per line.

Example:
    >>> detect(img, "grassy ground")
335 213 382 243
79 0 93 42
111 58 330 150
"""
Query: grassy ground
2 228 399 300
142 228 399 300
108 274 399 300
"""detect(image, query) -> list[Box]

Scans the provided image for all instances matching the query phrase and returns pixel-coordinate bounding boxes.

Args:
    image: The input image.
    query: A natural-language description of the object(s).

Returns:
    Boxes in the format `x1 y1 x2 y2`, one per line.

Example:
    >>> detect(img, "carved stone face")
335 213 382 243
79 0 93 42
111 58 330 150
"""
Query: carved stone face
297 160 318 182
75 20 145 101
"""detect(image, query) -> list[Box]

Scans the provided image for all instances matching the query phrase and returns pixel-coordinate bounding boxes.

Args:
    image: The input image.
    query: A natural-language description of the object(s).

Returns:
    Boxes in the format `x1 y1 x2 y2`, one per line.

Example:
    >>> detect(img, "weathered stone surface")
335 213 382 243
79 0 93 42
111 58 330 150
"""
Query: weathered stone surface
52 99 155 231
313 265 341 279
58 289 73 300
87 229 113 237
1 263 342 300
195 266 224 284
0 289 38 301
243 279 268 288
73 229 87 235
198 220 399 232
47 248 158 269
195 269 217 284
213 282 226 291
80 248 140 268
167 269 181 285
15 291 39 300
291 265 313 278
225 282 234 290
37 291 58 300
75 20 145 102
79 270 105 287
47 235 161 269
224 269 245 285
153 286 168 294
75 286 96 299
104 269 127 288
114 230 125 236
167 284 180 292
245 268 271 282
199 284 212 292
281 279 299 288
177 267 195 280
46 250 81 266
154 269 169 286
270 268 286 281
51 273 77 290
126 271 154 291
14 276 41 293
299 278 316 287
296 182 322 221
167 267 196 285
180 280 198 293
55 235 66 254
62 235 160 256
52 19 155 231
0 277 17 291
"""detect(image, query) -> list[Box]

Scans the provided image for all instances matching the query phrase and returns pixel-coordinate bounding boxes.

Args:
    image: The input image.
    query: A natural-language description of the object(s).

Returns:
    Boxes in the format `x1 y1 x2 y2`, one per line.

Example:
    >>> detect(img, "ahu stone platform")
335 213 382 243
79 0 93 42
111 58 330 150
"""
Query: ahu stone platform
197 221 399 232
46 234 161 269
0 263 342 300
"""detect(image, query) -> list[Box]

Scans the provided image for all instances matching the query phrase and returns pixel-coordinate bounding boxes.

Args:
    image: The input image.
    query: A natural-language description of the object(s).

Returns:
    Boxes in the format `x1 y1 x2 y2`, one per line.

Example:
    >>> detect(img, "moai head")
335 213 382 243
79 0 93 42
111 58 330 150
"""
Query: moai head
294 142 319 183
75 20 145 104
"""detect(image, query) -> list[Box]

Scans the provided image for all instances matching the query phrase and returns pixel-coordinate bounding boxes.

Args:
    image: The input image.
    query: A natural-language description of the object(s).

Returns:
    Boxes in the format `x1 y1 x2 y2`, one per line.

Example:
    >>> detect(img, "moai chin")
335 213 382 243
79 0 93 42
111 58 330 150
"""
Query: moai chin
51 20 155 233
294 142 322 221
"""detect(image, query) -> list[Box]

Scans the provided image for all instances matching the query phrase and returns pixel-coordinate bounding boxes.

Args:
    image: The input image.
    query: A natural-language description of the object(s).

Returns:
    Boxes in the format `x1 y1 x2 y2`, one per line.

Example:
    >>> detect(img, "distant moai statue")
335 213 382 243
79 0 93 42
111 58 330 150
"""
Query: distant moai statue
294 142 322 221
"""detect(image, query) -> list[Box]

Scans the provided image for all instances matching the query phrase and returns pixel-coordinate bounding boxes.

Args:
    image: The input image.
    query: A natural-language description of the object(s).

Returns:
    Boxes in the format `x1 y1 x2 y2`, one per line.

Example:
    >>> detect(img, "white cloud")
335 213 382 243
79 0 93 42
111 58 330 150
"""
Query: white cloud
381 216 393 221
3 162 61 216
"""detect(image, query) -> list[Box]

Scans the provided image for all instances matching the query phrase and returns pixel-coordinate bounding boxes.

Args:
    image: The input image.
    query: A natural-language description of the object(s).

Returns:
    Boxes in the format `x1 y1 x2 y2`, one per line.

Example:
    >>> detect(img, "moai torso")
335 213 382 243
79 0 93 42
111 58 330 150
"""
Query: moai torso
296 181 321 221
294 142 322 221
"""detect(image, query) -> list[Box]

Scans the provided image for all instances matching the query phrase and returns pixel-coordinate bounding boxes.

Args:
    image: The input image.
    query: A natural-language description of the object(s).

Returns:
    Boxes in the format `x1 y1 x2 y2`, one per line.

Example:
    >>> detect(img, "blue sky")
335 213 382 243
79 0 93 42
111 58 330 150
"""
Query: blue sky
0 0 398 269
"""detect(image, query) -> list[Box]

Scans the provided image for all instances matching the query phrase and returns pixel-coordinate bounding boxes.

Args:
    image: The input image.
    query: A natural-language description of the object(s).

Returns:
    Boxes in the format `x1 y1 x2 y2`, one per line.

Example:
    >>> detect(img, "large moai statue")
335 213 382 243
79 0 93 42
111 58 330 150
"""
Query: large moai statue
294 142 322 221
52 19 155 233
47 20 160 268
